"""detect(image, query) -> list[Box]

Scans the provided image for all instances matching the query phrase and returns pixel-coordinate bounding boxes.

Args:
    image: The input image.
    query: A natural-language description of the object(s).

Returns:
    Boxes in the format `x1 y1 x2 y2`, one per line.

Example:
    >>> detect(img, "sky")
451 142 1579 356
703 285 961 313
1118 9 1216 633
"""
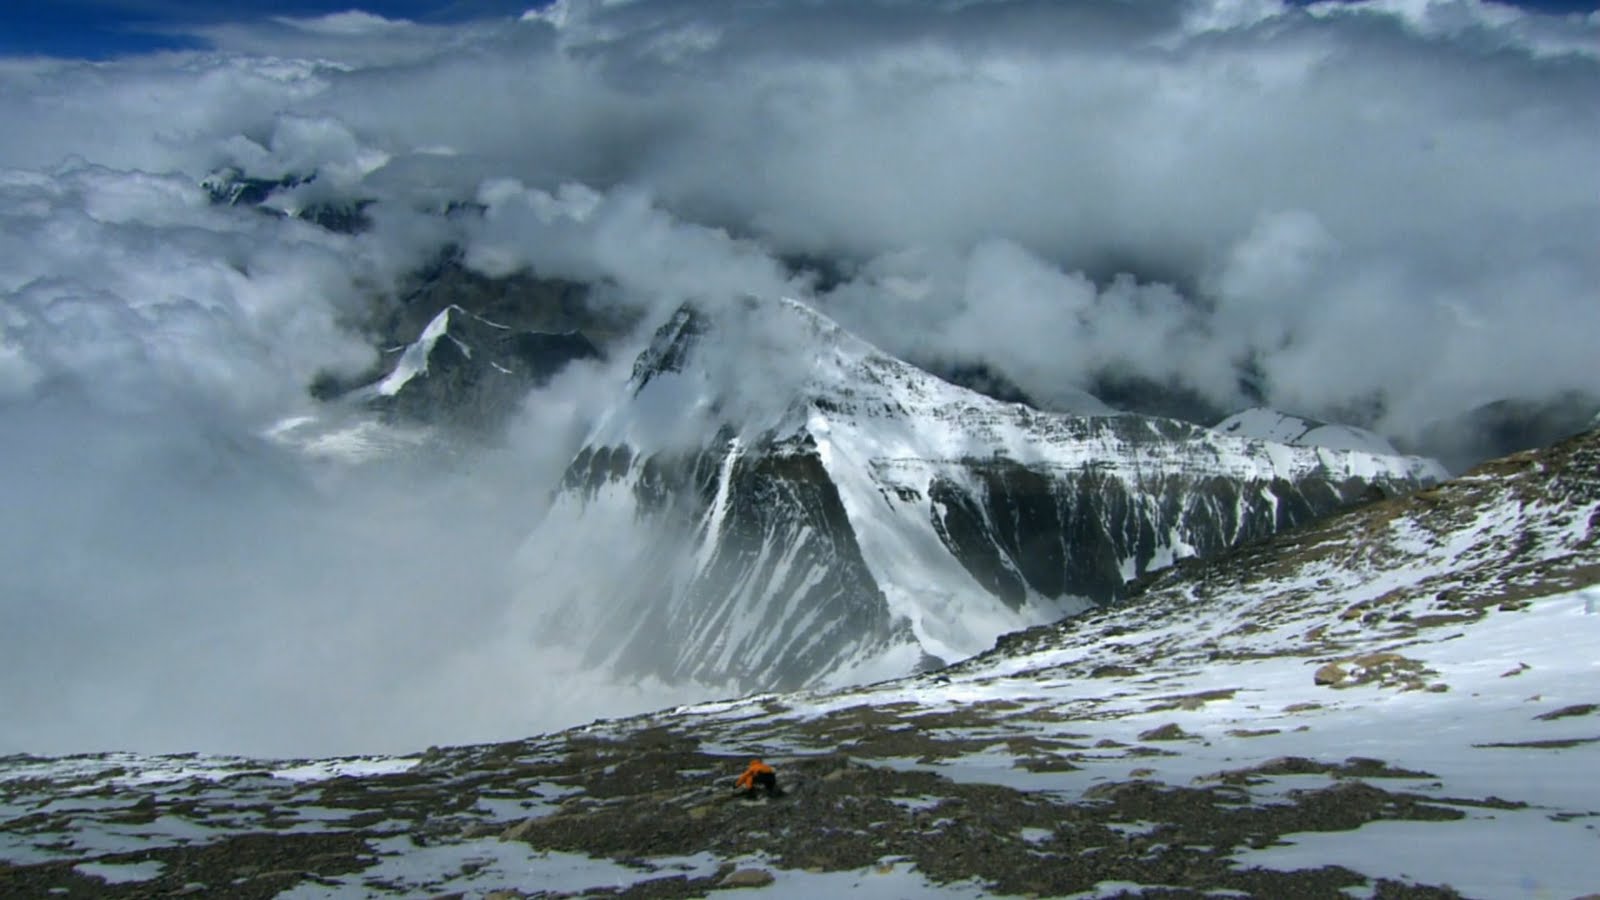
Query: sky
2 0 1596 57
0 2 538 57
0 0 1597 757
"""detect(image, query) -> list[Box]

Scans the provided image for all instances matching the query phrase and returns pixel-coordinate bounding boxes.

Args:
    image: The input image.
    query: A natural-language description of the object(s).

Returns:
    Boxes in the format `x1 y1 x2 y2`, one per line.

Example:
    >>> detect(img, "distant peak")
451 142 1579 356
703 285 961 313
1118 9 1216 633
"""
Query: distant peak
1215 406 1402 457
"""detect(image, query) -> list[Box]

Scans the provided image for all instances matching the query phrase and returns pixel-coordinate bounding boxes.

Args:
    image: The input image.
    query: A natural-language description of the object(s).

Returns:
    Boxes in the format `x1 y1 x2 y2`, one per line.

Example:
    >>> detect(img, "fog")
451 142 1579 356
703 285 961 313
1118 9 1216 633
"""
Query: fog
1 0 1596 755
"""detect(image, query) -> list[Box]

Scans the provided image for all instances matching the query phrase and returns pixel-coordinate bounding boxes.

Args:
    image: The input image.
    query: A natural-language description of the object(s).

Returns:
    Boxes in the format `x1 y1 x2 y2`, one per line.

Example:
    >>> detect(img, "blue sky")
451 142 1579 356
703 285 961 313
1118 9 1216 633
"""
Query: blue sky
0 1 540 58
1 0 1595 59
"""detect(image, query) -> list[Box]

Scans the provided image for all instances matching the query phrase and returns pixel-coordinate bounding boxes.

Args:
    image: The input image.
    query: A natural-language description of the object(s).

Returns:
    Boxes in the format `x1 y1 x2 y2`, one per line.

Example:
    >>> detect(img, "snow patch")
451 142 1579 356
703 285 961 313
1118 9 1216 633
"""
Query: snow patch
376 306 457 396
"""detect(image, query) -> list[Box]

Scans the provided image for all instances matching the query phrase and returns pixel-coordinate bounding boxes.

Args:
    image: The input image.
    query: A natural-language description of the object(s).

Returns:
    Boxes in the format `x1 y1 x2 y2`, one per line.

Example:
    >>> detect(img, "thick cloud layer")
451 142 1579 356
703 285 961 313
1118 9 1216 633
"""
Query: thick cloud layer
2 0 1596 754
5 0 1596 426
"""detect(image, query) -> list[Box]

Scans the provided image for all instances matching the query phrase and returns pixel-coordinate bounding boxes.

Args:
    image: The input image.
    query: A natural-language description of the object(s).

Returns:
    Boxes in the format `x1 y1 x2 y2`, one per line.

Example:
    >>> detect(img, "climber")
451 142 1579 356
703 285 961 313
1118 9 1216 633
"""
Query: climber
733 759 781 798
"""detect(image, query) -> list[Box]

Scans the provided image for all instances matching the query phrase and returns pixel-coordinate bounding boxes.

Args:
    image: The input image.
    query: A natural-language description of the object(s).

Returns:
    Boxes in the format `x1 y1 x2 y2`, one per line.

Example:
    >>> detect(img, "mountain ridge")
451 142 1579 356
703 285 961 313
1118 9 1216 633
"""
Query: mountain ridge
521 296 1446 694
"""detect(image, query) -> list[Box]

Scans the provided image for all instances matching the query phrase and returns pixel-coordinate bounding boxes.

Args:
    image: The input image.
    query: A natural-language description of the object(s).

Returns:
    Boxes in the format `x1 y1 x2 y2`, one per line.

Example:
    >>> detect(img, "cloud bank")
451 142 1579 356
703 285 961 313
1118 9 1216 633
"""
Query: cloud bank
1 0 1596 755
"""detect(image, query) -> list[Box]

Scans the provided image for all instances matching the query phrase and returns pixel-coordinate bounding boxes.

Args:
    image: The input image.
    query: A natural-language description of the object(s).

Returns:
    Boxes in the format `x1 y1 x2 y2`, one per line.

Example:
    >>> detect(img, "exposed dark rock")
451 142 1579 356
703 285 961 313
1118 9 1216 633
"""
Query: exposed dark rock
630 304 710 392
1534 703 1597 721
382 253 634 351
1315 663 1348 686
718 868 775 888
1137 723 1193 742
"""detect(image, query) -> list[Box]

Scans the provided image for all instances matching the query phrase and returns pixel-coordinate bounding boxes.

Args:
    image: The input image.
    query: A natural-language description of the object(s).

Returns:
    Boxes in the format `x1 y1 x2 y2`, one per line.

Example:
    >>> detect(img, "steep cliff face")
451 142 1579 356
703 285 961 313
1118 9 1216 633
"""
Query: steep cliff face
521 298 1445 693
924 457 1372 610
532 433 912 694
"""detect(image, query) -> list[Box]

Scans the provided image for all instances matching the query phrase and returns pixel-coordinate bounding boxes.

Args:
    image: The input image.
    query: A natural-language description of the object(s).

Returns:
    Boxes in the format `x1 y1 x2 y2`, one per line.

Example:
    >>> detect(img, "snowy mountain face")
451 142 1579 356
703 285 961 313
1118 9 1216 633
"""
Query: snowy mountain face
985 419 1600 682
522 298 1445 695
4 429 1593 899
1214 407 1401 456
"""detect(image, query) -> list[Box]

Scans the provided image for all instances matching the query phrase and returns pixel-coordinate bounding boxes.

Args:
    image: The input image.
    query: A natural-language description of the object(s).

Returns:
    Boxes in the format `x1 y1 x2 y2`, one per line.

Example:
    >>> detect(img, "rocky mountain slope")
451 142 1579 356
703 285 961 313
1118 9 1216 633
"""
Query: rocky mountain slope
521 297 1444 694
3 427 1595 899
355 303 599 430
270 252 627 461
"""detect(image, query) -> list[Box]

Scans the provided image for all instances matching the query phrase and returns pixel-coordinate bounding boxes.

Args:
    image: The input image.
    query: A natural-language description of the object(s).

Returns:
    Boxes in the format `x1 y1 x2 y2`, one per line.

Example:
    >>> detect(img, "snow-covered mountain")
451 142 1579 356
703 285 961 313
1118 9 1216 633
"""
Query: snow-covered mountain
1214 407 1401 456
4 427 1592 899
519 297 1445 694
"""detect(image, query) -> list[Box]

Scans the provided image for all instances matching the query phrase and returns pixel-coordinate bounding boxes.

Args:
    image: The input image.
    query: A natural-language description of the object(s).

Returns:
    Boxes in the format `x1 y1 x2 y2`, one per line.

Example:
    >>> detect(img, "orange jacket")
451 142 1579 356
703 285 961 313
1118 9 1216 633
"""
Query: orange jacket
734 759 774 790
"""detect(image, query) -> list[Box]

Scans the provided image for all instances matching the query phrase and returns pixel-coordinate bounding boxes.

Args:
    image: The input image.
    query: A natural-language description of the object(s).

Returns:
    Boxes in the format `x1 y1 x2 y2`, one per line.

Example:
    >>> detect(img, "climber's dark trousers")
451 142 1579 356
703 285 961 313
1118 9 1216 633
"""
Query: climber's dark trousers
749 771 780 797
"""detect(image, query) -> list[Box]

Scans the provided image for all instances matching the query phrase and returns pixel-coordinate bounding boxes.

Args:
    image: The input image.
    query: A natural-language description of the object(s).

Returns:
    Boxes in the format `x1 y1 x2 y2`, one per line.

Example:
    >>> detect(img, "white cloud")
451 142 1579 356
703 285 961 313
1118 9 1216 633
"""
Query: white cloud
467 180 801 309
1 0 1597 754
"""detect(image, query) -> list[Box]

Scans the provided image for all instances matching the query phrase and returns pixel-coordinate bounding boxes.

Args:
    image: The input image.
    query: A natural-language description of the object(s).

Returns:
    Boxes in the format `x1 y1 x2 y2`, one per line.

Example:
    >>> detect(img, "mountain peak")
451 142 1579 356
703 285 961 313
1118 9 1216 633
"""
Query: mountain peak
606 296 888 447
628 297 863 389
629 303 710 393
533 295 1445 693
